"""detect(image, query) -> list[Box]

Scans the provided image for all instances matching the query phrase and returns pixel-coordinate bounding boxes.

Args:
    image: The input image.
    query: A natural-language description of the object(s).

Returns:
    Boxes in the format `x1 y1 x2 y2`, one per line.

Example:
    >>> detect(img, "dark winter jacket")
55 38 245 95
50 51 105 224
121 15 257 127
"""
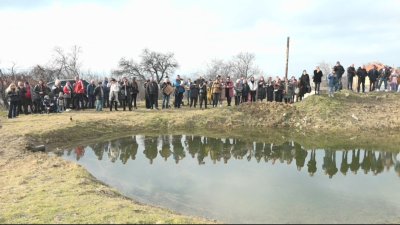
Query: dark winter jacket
356 68 368 80
313 70 323 83
7 89 20 102
257 80 266 100
190 84 199 99
347 66 356 78
87 84 96 97
242 83 250 97
120 83 132 98
94 86 104 100
199 83 207 97
146 81 159 95
334 65 345 78
368 69 379 82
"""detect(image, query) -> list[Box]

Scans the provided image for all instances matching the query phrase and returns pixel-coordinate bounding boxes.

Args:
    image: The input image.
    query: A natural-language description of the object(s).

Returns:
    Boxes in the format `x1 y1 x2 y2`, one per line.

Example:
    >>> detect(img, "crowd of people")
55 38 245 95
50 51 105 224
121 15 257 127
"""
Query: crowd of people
4 61 400 119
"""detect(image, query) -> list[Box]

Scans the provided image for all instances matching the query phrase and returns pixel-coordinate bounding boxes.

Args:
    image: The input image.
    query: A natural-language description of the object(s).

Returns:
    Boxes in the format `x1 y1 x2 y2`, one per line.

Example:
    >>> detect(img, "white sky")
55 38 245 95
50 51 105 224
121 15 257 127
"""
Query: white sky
0 0 399 78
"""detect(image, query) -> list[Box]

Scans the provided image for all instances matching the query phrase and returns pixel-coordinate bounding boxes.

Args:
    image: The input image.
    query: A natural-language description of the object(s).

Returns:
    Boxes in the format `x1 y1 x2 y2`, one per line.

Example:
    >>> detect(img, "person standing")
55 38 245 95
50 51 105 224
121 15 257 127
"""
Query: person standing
161 78 173 109
257 76 266 101
242 79 250 103
347 64 356 91
86 80 96 109
266 77 274 102
17 81 26 115
198 80 208 109
334 61 345 91
6 83 19 119
356 65 367 93
248 76 257 102
185 79 192 107
121 78 132 111
189 81 199 108
390 69 398 92
102 78 110 108
368 65 379 92
328 70 336 98
74 76 85 110
33 80 46 113
225 76 234 106
313 66 323 95
23 82 33 114
234 79 243 106
298 71 310 101
131 77 139 109
377 66 391 92
147 77 159 110
94 81 104 112
212 77 223 107
63 81 73 109
109 78 120 111
173 75 185 108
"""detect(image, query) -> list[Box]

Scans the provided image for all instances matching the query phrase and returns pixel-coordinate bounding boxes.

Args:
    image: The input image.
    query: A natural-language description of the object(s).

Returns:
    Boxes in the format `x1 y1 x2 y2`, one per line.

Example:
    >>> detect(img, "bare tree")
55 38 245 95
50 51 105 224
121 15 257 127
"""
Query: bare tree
114 49 179 83
51 45 82 79
231 52 261 79
205 59 234 80
113 57 146 81
141 49 179 83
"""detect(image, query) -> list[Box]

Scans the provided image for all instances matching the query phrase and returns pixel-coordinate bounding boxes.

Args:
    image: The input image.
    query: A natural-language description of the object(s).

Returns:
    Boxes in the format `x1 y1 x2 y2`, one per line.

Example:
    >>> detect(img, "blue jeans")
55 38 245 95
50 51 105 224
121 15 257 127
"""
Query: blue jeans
162 95 170 109
96 99 103 111
329 86 335 96
378 78 387 90
8 101 18 118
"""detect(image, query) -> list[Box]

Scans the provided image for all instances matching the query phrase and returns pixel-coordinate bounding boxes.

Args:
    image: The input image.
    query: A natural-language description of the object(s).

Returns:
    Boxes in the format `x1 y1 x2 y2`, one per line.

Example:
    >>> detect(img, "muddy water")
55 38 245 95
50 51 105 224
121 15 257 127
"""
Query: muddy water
58 135 400 223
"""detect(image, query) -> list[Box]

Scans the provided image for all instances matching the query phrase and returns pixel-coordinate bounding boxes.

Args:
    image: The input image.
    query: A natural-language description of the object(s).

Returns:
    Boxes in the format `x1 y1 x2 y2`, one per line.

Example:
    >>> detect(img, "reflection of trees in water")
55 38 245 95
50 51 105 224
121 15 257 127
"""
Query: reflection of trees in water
71 135 400 178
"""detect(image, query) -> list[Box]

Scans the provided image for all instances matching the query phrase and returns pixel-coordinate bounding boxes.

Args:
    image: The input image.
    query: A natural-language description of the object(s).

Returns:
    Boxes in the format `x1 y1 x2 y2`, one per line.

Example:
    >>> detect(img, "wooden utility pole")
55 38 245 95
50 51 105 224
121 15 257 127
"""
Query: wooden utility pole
285 37 290 94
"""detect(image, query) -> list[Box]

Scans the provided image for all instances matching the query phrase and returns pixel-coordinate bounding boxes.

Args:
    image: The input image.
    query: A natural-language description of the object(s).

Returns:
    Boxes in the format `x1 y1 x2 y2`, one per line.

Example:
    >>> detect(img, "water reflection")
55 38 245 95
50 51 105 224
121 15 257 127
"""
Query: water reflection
62 135 400 178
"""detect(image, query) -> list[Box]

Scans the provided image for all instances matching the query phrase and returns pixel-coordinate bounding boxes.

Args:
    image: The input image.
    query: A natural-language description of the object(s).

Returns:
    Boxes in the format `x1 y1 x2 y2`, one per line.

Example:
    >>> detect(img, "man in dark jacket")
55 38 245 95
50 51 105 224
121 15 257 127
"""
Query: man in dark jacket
189 81 199 108
334 61 345 91
147 77 159 110
368 65 379 92
130 77 139 109
377 66 391 92
198 80 208 109
356 65 367 93
347 64 356 91
86 80 96 109
102 78 110 108
120 77 132 111
313 66 323 95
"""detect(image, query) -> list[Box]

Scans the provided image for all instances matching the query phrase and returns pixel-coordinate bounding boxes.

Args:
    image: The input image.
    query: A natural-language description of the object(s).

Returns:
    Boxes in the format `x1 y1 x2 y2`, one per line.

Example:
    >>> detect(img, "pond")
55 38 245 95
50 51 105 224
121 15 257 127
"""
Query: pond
57 135 400 224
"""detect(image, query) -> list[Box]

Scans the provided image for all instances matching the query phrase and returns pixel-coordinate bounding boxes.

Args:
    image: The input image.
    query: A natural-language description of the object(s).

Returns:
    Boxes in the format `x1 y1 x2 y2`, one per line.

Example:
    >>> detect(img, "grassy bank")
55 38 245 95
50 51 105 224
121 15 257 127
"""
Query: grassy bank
1 91 400 224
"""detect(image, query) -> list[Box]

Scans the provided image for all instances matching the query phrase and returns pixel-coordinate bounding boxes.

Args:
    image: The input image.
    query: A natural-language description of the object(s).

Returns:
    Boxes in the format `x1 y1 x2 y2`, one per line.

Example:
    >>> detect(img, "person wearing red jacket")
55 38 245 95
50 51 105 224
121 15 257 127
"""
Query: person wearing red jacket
73 76 85 110
63 81 73 109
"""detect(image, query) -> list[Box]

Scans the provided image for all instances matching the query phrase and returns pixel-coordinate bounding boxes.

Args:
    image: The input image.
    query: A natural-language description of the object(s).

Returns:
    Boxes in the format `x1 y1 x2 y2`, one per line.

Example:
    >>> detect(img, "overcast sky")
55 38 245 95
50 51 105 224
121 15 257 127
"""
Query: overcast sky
0 0 399 78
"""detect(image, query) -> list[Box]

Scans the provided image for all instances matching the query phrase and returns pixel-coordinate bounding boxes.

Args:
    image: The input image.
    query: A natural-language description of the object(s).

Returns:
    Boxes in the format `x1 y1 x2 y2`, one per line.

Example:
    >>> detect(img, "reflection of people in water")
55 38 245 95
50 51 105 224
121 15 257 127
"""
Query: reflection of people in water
222 139 233 164
143 136 158 164
231 139 248 160
254 142 265 163
197 137 209 165
159 135 172 161
360 150 372 174
323 150 338 179
340 151 349 175
307 149 317 176
394 152 400 177
172 136 185 164
187 135 201 159
92 141 107 161
108 139 121 163
294 143 308 171
209 137 223 164
373 152 384 175
119 136 138 164
75 146 85 161
350 149 361 174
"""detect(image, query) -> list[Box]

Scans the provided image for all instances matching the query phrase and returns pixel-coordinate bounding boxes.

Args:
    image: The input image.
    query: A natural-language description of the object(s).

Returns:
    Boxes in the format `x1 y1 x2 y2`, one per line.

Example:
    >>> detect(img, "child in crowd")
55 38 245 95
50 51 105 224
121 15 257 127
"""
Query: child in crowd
57 92 65 113
328 71 336 98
